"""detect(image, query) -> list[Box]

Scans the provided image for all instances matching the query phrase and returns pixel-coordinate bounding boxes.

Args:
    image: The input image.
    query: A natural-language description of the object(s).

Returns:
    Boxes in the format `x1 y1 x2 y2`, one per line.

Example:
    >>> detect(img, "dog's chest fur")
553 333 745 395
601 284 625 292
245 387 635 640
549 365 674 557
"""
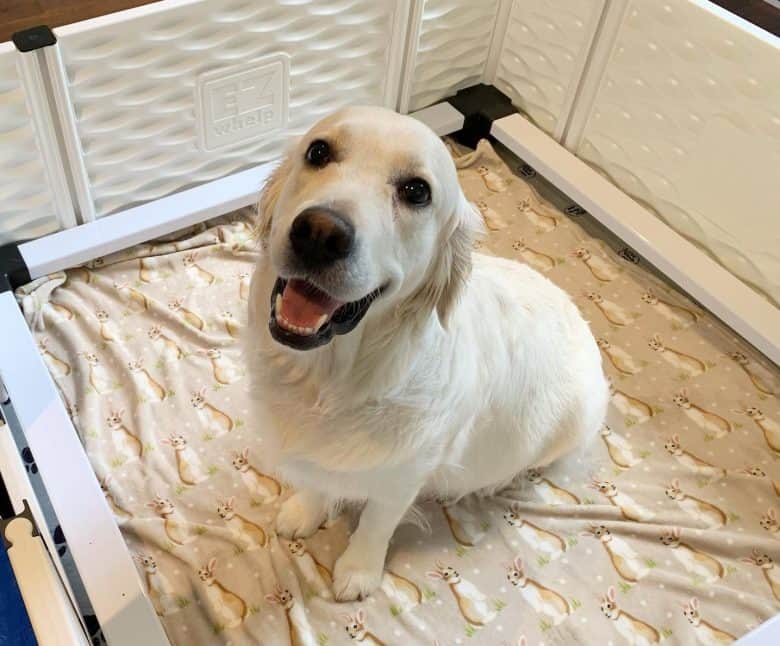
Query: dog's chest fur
247 254 608 504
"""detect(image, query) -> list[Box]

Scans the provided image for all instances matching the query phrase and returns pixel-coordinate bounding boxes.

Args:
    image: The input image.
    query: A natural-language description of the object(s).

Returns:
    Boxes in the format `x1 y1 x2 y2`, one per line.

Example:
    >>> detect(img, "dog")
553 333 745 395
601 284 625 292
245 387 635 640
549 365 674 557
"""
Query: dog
246 106 608 601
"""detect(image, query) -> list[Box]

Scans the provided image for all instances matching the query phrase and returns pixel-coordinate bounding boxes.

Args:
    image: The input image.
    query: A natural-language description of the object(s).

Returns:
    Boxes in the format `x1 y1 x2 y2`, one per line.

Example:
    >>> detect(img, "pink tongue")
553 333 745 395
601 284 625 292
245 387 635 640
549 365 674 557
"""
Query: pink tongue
279 280 343 330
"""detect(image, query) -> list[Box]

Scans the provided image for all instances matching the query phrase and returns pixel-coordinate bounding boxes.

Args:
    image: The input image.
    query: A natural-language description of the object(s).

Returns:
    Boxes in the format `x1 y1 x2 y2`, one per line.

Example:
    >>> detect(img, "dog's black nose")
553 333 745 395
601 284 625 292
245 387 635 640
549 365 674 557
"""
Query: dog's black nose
289 207 354 267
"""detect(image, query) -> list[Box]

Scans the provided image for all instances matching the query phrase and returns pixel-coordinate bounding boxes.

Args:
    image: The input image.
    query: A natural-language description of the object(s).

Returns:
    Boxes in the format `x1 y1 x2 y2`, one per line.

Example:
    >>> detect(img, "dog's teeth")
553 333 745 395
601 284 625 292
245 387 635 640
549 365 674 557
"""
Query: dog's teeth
275 293 282 313
315 314 328 331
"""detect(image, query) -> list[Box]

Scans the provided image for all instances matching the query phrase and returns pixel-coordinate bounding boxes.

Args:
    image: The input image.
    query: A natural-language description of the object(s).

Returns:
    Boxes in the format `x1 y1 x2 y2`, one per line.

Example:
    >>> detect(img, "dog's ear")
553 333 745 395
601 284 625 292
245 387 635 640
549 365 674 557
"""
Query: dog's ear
256 153 294 241
429 195 482 327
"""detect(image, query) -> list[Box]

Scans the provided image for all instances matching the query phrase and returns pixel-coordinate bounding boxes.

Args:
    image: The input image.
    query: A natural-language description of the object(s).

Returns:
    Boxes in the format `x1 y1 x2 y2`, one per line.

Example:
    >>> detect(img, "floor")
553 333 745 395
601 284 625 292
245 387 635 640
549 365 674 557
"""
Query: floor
0 0 777 43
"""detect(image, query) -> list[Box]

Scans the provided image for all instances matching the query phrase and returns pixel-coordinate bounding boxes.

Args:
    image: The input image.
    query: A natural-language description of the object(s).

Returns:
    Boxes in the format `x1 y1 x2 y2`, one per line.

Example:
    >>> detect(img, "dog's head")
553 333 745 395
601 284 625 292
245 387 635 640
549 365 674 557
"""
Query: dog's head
256 106 480 351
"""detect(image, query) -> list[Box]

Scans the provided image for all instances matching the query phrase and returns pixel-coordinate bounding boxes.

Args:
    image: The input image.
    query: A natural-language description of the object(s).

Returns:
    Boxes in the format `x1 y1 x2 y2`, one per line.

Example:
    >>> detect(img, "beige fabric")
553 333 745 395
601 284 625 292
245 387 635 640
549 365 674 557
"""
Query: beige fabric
18 140 780 646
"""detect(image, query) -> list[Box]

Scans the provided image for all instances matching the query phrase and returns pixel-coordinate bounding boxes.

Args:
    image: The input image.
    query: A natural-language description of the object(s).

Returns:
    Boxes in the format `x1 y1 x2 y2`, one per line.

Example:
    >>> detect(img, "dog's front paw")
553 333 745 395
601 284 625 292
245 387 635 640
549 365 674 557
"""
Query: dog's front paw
333 547 383 601
276 491 326 539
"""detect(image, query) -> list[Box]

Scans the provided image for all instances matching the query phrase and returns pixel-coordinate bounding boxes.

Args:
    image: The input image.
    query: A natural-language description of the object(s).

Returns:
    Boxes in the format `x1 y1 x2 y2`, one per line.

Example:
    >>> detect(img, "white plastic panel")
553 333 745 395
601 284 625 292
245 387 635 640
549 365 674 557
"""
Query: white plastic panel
573 0 780 305
492 0 606 139
54 0 408 218
0 44 63 244
404 0 500 112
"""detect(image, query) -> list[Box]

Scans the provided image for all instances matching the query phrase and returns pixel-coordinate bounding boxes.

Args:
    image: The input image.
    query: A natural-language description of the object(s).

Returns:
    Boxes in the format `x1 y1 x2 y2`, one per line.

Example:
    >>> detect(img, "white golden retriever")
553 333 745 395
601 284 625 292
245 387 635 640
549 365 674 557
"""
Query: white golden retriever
247 106 608 600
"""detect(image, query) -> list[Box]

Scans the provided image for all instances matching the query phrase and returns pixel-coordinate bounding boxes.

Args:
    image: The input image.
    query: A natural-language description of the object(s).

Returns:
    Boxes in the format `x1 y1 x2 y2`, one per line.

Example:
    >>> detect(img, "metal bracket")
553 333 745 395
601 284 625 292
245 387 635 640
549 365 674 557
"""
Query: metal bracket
447 83 516 148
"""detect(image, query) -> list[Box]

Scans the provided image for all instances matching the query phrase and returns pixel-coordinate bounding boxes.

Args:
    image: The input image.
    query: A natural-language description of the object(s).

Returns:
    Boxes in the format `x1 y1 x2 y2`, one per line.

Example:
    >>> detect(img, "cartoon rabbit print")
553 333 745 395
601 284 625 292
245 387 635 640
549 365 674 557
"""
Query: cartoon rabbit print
585 292 634 326
441 503 486 546
198 348 243 384
597 337 642 376
727 351 776 397
648 334 707 377
477 164 508 191
95 310 119 342
600 586 660 645
503 503 566 559
231 448 281 501
601 425 642 469
581 524 649 582
161 434 207 485
517 198 557 232
741 465 780 499
148 326 183 362
475 199 507 231
216 497 267 549
641 290 700 328
505 557 571 626
571 247 619 281
81 351 113 394
741 549 780 601
343 609 386 645
734 406 780 453
182 252 214 286
590 477 654 522
512 238 556 272
219 311 241 339
381 570 421 613
265 585 318 646
527 468 580 505
760 509 780 540
427 562 496 626
199 558 247 630
45 301 75 322
138 257 162 283
664 480 726 529
113 281 148 312
664 435 726 480
128 358 166 402
100 475 133 522
659 527 723 583
147 495 194 546
610 381 654 424
191 387 233 435
683 597 736 645
134 554 180 616
38 338 71 377
168 298 204 330
237 271 251 301
106 409 143 461
287 539 332 599
673 390 732 438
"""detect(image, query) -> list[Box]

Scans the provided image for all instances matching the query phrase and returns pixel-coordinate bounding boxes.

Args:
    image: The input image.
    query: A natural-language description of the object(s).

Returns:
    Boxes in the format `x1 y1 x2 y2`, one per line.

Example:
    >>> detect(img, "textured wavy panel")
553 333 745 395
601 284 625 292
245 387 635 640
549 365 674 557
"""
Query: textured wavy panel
0 46 59 244
57 0 399 217
494 0 605 137
408 0 499 111
577 0 780 305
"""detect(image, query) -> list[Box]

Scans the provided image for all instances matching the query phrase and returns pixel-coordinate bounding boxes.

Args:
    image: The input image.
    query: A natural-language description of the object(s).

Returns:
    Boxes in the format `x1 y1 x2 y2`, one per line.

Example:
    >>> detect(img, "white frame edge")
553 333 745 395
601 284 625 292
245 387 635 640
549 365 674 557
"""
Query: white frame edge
19 162 275 280
0 292 169 646
14 47 77 231
42 44 96 223
492 113 780 365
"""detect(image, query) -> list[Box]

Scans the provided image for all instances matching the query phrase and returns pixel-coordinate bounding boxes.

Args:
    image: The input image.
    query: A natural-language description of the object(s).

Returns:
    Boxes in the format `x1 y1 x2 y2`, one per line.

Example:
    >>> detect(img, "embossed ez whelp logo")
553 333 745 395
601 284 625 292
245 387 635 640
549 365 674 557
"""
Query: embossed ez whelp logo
196 54 289 150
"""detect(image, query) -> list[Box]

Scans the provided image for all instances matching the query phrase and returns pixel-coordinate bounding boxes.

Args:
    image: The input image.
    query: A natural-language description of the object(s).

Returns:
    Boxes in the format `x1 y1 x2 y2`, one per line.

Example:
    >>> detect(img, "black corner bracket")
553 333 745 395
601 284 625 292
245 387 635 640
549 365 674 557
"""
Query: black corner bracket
448 84 516 149
0 245 31 294
12 25 57 53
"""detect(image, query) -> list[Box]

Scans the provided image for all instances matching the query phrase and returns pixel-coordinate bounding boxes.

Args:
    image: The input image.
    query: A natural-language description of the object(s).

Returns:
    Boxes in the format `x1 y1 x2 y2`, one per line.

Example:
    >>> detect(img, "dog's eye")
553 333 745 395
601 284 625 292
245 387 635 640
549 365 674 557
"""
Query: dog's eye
305 140 331 167
398 178 431 206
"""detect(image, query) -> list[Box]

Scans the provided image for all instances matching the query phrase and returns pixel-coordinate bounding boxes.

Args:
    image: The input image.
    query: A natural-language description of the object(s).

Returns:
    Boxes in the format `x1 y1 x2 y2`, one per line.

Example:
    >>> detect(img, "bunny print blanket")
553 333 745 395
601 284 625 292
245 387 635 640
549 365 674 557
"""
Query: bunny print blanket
16 139 780 645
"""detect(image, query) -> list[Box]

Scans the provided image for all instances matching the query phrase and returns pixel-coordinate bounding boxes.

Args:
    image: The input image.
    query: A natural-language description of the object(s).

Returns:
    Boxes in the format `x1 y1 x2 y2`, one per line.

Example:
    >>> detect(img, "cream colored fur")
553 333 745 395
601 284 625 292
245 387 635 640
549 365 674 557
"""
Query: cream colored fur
246 106 608 601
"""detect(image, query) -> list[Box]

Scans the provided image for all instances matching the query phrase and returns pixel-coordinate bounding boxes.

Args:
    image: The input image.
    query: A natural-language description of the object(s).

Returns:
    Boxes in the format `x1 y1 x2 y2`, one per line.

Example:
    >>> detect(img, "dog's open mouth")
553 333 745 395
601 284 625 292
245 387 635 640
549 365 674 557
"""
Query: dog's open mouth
269 278 382 350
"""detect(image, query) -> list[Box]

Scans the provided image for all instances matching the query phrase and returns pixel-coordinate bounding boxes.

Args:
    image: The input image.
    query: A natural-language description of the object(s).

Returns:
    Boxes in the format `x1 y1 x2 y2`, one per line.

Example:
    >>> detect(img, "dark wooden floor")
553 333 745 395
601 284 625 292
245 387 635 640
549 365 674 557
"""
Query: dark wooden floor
0 0 777 49
0 1 159 42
